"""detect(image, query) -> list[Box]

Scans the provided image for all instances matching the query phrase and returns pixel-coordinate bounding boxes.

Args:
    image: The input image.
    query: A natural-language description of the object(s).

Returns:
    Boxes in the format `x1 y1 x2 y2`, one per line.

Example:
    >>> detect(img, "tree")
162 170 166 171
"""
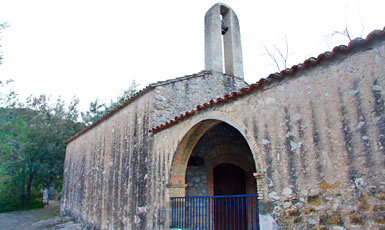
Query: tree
0 79 18 107
264 36 289 72
80 98 108 126
107 79 139 112
0 78 139 210
116 80 139 105
0 109 31 209
328 24 364 44
0 23 15 107
81 80 139 125
0 22 9 65
0 94 85 210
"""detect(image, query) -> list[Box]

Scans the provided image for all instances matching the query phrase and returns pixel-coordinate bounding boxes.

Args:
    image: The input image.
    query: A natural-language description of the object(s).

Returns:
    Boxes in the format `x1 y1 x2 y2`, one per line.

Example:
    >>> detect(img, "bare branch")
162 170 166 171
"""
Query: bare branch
284 36 288 69
264 36 289 72
273 36 289 70
330 26 352 42
264 44 281 72
360 24 365 38
344 26 352 41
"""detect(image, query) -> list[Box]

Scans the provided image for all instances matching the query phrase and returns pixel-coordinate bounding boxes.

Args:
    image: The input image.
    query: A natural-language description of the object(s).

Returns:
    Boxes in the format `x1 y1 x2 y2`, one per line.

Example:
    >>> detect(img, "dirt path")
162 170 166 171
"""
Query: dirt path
0 201 60 230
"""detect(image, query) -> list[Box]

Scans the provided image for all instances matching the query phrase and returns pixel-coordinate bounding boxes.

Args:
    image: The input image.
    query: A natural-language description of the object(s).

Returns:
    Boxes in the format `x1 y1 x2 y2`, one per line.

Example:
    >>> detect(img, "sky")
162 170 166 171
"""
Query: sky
0 0 384 111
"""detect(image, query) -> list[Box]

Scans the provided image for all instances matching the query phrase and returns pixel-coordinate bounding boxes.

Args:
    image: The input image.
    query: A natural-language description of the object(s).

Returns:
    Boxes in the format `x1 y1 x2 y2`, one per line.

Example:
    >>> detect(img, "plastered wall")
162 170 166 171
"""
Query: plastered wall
154 40 385 229
63 39 385 229
62 73 246 230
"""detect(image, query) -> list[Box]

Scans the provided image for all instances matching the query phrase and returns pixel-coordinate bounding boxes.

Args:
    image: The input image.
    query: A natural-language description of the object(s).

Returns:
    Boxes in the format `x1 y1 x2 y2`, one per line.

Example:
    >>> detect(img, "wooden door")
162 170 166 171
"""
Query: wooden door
214 163 247 230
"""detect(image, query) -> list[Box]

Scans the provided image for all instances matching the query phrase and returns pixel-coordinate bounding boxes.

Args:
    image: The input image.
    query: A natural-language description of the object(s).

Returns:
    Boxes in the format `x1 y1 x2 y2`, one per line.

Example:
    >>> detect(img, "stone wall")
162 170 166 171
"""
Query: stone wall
62 34 385 230
185 165 208 197
154 39 385 229
62 91 155 230
62 72 247 230
153 71 247 127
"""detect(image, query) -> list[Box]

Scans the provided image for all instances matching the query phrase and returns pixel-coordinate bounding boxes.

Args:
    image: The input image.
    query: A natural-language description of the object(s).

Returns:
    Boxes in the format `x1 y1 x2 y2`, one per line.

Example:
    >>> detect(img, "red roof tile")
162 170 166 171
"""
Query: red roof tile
150 27 385 134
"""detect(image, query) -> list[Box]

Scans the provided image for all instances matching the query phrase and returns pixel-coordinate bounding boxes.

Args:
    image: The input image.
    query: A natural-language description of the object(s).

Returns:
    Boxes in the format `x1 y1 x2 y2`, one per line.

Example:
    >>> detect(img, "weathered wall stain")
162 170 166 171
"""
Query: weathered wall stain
62 38 385 229
154 40 385 229
62 72 247 229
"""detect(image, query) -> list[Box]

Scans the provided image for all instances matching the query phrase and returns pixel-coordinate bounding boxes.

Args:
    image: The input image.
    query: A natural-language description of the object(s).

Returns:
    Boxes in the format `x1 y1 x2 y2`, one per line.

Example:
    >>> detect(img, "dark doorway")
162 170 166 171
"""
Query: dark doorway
214 163 247 229
214 163 245 195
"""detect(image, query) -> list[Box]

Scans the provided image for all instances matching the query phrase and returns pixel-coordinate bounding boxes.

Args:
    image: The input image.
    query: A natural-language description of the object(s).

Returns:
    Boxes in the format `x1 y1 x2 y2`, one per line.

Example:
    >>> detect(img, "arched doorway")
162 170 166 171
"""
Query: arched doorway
169 120 260 229
184 122 256 197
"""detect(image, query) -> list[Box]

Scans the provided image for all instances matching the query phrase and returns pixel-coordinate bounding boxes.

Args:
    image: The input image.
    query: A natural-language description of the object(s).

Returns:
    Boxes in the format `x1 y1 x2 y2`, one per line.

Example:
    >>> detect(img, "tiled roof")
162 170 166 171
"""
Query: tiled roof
66 71 214 143
150 27 385 134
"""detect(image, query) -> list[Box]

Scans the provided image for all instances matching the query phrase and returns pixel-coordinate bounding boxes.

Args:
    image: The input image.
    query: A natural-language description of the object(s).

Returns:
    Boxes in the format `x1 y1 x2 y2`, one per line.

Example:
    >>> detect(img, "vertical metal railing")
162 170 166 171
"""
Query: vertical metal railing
170 194 259 230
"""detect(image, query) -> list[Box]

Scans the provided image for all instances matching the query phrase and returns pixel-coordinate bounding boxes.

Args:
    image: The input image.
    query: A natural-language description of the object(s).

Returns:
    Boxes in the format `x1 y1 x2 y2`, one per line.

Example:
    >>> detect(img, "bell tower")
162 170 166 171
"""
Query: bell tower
205 3 244 79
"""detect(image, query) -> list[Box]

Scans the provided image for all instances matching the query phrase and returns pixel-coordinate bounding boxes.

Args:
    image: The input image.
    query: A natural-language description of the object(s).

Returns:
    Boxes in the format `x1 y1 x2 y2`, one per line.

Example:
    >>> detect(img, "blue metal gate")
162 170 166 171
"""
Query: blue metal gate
170 194 259 230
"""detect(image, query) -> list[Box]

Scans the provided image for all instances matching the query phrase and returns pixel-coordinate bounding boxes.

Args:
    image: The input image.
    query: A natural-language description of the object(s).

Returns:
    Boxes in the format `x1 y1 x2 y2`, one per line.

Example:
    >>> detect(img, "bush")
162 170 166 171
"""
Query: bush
0 189 44 213
0 198 44 213
26 190 44 210
0 198 20 213
26 198 44 210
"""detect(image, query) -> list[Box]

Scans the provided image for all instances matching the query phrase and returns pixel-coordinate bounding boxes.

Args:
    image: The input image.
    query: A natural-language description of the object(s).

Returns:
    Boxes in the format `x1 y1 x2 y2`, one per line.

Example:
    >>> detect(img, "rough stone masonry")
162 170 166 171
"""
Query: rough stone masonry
62 3 385 230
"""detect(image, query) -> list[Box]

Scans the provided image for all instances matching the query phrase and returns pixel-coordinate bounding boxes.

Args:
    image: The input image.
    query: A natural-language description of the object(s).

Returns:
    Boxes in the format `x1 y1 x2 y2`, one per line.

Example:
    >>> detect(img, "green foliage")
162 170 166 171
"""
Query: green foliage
81 80 139 125
80 98 108 125
0 198 19 213
115 80 139 105
0 194 44 213
0 93 85 212
0 188 43 212
0 79 18 107
0 77 138 212
0 22 9 65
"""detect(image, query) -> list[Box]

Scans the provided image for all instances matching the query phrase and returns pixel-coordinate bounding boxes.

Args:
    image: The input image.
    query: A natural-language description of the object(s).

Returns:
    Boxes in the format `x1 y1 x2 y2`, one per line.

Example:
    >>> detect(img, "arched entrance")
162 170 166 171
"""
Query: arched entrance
169 120 260 229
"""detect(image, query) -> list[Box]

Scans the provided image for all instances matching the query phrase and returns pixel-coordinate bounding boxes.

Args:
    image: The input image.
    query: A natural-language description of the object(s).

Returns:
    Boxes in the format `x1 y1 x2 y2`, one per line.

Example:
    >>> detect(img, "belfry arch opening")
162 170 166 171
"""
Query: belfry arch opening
204 3 244 78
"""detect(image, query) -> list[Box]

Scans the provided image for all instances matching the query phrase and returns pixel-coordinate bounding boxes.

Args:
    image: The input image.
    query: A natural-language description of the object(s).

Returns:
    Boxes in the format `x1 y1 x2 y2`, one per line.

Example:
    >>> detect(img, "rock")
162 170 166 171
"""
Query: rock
332 198 340 211
51 221 83 230
290 141 301 150
283 201 292 209
354 178 364 189
373 85 382 91
268 191 280 200
259 214 279 230
308 216 319 225
32 216 72 229
308 188 320 196
329 226 346 230
262 139 270 145
138 206 147 214
282 187 292 196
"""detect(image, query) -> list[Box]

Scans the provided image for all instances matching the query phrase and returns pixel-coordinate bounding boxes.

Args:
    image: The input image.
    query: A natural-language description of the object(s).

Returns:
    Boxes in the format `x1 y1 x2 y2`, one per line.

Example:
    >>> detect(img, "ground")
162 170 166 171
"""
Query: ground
0 201 82 230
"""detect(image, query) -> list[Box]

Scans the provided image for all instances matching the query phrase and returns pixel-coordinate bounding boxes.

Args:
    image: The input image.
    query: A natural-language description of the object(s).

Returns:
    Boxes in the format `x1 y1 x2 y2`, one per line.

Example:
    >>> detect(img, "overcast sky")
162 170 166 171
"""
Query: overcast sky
0 0 384 111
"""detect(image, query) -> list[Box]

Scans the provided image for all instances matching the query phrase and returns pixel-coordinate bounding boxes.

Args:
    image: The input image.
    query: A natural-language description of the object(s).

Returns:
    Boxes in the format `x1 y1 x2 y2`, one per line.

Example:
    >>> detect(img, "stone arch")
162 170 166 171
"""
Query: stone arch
167 117 262 197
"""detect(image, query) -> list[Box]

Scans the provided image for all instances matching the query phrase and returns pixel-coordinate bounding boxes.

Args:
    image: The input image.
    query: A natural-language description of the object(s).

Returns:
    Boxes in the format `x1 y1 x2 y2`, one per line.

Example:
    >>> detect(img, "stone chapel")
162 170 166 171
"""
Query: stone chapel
62 3 385 230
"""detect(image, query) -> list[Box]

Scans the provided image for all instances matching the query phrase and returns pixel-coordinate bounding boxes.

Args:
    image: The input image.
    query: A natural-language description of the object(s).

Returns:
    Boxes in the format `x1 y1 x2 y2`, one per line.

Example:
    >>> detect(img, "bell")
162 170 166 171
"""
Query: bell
221 20 228 35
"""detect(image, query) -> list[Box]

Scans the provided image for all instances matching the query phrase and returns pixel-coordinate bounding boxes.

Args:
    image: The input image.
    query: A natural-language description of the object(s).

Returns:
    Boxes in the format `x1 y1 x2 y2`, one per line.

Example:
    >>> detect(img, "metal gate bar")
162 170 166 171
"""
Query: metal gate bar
170 194 259 230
